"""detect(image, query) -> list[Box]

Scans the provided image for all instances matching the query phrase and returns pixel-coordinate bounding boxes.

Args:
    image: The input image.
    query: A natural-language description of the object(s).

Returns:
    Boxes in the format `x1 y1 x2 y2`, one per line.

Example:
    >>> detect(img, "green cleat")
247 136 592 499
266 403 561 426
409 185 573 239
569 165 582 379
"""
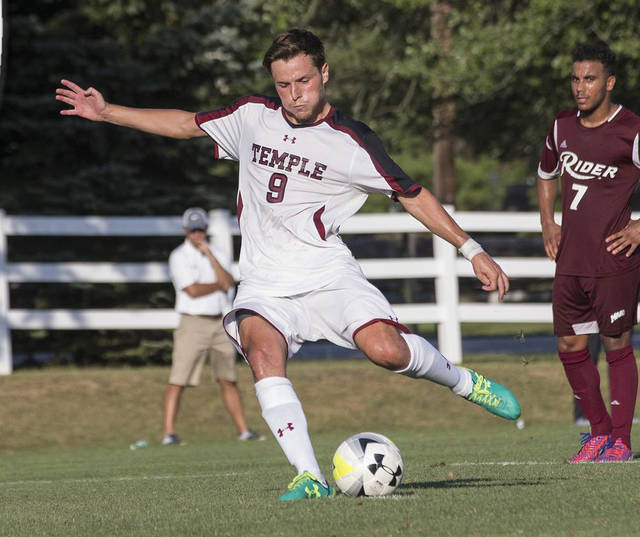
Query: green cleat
278 471 335 501
463 368 521 420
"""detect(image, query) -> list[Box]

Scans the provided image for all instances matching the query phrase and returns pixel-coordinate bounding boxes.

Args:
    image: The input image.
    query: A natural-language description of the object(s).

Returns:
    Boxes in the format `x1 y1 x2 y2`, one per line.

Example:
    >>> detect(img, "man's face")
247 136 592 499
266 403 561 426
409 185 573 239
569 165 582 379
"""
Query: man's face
186 228 207 247
270 53 330 125
571 60 615 116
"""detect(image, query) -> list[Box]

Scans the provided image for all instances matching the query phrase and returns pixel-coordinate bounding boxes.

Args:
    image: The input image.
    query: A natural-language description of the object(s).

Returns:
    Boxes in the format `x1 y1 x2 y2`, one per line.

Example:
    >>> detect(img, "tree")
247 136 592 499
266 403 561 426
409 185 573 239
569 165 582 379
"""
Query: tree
4 0 640 215
430 1 455 205
1 0 280 215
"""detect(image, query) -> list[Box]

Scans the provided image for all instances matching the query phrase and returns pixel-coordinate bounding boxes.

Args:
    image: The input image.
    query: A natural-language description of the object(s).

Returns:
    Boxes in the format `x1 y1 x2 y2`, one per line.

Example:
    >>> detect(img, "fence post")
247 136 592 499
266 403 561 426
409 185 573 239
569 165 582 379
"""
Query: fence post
433 206 462 364
0 210 12 375
208 209 234 262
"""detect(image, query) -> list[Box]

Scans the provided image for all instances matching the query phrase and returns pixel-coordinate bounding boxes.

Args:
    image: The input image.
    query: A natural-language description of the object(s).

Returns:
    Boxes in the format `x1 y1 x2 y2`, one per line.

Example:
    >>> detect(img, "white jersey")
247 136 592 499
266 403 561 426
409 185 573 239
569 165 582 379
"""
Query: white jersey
196 95 420 297
169 239 233 315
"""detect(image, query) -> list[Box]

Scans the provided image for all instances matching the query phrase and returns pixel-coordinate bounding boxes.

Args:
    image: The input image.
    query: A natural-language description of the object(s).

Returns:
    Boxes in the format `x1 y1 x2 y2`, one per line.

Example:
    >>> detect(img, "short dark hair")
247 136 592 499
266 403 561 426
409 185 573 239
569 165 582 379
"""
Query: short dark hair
262 29 326 73
573 42 616 77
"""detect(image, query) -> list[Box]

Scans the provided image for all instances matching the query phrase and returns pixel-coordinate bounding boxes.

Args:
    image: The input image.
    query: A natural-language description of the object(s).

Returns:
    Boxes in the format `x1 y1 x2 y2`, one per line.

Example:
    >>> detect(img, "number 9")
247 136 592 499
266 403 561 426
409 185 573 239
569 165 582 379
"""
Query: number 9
267 173 288 203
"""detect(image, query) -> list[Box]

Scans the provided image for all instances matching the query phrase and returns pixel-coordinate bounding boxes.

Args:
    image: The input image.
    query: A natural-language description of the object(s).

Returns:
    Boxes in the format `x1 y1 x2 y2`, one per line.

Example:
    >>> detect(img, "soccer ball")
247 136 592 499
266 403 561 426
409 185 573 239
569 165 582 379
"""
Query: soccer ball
332 432 404 497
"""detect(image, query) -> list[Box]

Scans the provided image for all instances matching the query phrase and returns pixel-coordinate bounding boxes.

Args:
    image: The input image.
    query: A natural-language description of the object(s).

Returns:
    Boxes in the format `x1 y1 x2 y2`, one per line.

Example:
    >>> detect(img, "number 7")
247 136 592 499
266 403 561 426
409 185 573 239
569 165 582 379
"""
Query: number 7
570 183 588 210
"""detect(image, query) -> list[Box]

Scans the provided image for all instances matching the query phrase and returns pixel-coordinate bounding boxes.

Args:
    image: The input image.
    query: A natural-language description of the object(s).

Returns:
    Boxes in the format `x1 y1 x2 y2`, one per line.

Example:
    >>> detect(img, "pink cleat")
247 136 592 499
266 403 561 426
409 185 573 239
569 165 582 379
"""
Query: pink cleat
568 433 610 463
594 438 633 462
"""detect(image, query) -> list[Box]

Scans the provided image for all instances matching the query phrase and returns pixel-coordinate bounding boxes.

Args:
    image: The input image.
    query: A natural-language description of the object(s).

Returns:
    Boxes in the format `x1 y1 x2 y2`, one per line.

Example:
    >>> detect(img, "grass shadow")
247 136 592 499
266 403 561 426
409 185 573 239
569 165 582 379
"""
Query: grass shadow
403 476 562 490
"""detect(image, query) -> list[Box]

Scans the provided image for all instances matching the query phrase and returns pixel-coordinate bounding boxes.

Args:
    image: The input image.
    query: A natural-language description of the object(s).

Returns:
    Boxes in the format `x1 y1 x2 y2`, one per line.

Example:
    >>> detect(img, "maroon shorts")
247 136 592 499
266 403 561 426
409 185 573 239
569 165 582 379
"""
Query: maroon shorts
552 271 640 336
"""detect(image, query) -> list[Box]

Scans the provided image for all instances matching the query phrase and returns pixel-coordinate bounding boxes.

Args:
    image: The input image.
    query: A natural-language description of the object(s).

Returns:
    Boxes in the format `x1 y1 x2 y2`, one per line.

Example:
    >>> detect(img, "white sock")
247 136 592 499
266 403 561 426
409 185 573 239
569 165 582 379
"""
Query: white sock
255 376 326 485
395 333 465 390
451 368 473 397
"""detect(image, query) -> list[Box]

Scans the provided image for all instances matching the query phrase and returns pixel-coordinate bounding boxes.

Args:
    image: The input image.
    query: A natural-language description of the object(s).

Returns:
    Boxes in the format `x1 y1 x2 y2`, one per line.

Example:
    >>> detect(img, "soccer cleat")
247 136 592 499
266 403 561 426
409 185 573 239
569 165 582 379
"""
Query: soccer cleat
568 432 609 463
161 433 185 446
594 438 633 463
463 368 521 420
278 471 335 501
237 429 266 441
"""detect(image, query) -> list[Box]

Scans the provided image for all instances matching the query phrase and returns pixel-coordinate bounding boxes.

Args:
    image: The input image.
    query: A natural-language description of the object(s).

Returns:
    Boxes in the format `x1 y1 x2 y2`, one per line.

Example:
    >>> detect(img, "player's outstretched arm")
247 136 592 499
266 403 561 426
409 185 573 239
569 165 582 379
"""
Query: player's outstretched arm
55 79 204 139
536 176 561 260
398 188 509 300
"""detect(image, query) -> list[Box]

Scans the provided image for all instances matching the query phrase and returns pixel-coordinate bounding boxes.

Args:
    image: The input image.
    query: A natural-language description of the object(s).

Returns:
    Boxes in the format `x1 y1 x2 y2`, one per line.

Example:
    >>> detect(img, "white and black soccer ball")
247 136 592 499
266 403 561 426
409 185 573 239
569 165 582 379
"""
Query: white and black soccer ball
332 432 404 497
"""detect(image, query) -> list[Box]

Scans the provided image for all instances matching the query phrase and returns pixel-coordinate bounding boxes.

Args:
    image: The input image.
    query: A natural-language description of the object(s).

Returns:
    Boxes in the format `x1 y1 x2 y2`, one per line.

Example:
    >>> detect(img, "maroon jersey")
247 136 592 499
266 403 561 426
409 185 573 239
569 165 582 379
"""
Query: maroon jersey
538 106 640 276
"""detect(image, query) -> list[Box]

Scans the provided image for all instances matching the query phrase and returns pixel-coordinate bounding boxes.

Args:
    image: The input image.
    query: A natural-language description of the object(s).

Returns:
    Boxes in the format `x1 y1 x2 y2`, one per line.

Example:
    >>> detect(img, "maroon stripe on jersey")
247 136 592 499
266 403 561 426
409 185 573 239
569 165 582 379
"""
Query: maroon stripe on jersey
237 192 243 223
313 206 326 240
327 111 420 195
353 318 410 340
196 95 281 125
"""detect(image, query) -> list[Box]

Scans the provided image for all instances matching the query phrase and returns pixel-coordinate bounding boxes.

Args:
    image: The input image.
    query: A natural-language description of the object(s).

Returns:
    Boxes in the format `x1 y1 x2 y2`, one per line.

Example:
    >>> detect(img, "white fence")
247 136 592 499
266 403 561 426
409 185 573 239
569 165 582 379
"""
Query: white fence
0 208 565 375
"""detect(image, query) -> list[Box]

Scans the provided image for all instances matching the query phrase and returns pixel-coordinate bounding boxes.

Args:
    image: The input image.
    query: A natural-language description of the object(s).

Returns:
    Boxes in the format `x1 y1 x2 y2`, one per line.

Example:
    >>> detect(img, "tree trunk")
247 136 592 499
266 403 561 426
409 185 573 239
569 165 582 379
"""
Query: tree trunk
430 2 456 205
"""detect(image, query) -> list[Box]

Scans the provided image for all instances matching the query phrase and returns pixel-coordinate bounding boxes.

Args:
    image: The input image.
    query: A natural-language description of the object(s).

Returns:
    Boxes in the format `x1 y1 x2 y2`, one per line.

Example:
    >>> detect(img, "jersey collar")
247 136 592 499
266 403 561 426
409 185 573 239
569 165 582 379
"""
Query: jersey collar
280 105 336 129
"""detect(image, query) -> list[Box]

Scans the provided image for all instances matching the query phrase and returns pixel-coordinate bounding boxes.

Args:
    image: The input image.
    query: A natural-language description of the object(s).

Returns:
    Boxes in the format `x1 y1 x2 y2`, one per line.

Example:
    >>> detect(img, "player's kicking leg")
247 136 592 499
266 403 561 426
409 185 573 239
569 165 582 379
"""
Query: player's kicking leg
238 313 334 500
356 325 521 420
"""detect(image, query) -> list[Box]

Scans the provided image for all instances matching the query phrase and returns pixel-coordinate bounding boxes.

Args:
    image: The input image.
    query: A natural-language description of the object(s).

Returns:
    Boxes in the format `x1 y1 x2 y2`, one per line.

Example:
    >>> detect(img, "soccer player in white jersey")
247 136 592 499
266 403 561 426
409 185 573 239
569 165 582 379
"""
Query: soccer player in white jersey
57 28 520 500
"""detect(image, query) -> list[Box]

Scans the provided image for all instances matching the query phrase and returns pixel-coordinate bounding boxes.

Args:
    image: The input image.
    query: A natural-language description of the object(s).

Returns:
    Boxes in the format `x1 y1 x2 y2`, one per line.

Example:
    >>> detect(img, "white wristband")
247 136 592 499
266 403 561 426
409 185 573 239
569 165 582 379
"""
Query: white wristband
458 238 484 260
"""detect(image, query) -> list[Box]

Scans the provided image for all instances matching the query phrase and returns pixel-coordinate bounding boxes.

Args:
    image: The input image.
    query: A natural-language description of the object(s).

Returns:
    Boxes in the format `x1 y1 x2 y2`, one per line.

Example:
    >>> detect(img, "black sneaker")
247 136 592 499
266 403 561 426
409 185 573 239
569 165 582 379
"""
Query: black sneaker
162 433 185 446
237 429 266 441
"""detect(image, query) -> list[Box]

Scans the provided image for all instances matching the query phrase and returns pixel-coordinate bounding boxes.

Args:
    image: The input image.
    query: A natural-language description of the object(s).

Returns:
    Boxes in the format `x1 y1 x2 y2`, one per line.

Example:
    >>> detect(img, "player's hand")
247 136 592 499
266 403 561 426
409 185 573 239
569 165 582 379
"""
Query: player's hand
541 220 561 260
605 218 640 257
56 79 107 121
470 252 510 301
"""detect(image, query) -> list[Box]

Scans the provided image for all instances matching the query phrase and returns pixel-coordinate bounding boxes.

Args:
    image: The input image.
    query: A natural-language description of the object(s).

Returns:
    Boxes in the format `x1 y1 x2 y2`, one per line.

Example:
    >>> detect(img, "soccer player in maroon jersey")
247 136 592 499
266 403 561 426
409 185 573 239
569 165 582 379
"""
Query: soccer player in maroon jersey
537 42 640 462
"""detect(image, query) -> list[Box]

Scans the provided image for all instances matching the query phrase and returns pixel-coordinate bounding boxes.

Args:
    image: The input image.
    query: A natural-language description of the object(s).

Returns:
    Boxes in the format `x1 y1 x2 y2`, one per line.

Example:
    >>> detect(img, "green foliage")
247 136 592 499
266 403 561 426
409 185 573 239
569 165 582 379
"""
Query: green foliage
428 0 640 160
456 155 532 211
361 150 532 212
4 0 640 366
4 0 640 215
1 0 275 215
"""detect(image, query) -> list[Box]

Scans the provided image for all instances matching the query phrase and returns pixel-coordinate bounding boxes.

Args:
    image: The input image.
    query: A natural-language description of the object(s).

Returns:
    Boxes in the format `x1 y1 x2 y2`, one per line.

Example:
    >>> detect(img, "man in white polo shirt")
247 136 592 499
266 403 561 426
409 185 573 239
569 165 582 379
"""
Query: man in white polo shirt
163 207 264 445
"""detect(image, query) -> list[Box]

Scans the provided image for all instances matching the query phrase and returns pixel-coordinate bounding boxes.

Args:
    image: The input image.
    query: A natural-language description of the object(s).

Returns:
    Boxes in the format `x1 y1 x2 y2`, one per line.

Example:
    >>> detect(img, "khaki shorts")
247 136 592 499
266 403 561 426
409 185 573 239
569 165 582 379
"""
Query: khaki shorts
170 314 238 386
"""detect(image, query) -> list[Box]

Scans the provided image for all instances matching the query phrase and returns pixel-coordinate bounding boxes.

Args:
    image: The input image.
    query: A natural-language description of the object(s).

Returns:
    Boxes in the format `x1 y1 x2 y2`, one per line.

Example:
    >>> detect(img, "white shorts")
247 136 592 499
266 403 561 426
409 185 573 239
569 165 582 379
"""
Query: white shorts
222 271 407 359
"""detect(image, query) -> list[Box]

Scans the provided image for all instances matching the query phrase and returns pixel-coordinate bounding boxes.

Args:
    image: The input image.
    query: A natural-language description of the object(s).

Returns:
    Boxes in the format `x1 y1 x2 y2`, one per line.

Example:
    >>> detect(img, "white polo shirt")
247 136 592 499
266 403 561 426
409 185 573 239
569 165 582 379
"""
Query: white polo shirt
169 239 233 315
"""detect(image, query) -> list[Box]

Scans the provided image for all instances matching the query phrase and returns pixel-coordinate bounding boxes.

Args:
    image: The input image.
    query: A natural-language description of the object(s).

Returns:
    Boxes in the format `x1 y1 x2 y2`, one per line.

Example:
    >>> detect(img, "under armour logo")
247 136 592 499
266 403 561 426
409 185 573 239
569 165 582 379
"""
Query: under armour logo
283 134 296 144
560 139 567 149
367 453 403 486
611 400 621 406
277 422 295 437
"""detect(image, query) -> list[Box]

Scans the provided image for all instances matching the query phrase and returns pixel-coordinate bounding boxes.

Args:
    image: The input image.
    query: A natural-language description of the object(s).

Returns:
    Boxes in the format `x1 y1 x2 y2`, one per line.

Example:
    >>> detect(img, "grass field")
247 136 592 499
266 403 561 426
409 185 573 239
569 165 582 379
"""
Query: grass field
2 356 640 536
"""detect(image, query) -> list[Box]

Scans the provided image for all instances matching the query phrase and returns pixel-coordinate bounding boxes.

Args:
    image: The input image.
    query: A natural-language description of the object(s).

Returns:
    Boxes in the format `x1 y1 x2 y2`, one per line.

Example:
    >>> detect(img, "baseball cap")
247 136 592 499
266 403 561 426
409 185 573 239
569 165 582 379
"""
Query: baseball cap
182 207 208 231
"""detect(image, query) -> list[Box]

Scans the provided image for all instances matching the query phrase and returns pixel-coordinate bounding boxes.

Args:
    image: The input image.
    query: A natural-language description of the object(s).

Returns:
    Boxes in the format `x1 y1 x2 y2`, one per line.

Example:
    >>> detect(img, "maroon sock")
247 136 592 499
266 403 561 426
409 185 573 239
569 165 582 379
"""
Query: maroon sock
605 346 638 449
559 348 611 436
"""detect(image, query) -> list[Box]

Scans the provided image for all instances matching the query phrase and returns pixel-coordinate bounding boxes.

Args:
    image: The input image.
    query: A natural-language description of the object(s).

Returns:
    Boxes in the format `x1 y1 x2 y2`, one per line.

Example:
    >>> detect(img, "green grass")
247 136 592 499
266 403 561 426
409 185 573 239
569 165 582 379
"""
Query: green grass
409 323 555 338
2 358 640 537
